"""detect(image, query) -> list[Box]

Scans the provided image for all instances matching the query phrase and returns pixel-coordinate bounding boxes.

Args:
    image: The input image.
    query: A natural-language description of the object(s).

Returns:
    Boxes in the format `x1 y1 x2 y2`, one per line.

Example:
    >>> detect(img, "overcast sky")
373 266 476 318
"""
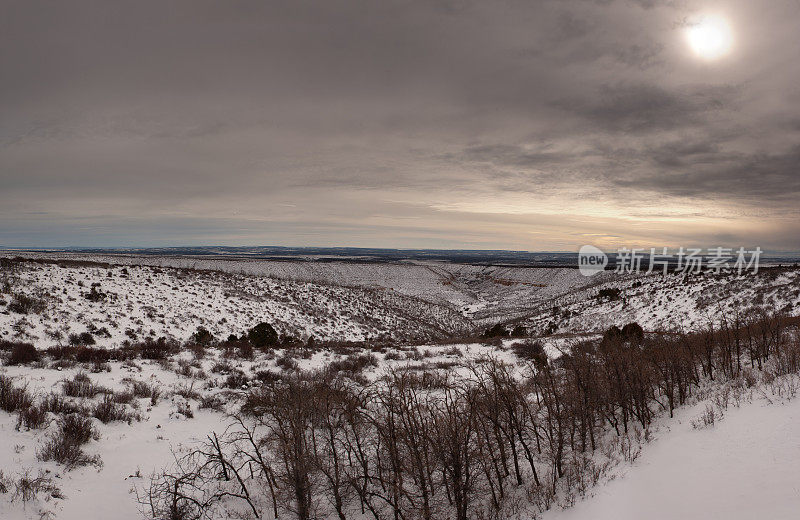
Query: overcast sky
2 0 799 251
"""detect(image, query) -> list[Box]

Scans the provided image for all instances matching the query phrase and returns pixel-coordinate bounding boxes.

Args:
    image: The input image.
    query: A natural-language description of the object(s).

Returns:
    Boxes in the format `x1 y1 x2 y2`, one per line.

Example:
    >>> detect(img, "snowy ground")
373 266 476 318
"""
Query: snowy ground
520 268 800 335
546 384 800 520
0 259 472 346
2 254 800 519
0 341 515 519
3 254 799 347
3 355 798 520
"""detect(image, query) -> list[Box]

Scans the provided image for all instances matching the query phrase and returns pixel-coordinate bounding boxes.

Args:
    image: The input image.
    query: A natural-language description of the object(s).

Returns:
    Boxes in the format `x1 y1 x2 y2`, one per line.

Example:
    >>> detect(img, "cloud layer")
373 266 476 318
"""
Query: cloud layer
2 0 799 250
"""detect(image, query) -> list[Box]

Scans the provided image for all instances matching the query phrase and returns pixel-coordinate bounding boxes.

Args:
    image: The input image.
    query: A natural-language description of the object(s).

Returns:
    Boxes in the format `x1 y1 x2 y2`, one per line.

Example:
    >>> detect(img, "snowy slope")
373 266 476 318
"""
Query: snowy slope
519 268 800 335
0 260 472 346
546 388 800 520
4 255 800 348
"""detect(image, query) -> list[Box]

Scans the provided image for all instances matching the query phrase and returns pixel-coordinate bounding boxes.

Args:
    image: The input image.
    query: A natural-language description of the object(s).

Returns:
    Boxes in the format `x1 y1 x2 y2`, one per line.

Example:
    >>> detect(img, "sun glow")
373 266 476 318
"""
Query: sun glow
686 14 733 60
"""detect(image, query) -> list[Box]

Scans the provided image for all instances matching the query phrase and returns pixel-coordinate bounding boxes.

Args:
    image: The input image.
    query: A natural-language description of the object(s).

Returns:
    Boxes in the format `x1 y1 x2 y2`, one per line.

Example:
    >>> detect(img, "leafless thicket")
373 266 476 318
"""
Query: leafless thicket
142 311 800 520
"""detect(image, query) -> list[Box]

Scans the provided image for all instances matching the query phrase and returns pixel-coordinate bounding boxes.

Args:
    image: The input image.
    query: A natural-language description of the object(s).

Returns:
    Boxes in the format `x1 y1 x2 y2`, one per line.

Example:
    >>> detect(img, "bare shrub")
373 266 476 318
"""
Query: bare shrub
0 470 9 494
742 368 758 388
63 372 107 398
175 399 194 419
176 360 194 378
174 384 201 401
37 414 102 470
38 436 102 470
12 470 61 503
112 389 136 405
7 293 47 315
75 346 110 363
198 394 225 411
188 342 207 360
383 350 403 361
5 342 39 365
138 311 800 520
225 372 249 389
712 386 732 411
127 379 161 404
253 369 283 385
61 413 99 445
691 404 722 429
326 353 377 375
511 339 547 362
40 392 82 415
16 403 51 430
275 353 298 371
0 375 33 413
139 338 177 360
92 394 136 424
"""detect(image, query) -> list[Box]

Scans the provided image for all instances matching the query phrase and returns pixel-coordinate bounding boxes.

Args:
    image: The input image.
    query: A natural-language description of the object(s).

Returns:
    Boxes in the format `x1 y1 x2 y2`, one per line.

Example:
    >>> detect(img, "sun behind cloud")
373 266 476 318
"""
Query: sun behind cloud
686 14 734 60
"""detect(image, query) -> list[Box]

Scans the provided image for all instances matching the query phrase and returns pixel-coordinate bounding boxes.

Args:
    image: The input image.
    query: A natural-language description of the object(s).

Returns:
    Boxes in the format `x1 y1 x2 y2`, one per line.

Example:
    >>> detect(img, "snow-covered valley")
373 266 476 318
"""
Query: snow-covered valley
1 254 799 520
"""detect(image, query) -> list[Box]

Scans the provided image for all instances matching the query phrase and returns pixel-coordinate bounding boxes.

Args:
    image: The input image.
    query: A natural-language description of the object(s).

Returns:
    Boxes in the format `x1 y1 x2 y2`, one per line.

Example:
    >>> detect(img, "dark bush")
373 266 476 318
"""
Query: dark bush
40 393 82 415
210 361 233 374
111 390 135 405
139 338 175 360
111 344 145 362
38 437 101 469
60 413 98 445
621 322 645 343
92 394 134 424
512 340 548 365
84 286 106 302
238 341 254 359
383 350 403 361
0 375 33 413
197 394 225 411
275 353 298 371
247 322 279 348
44 345 78 360
222 339 254 360
37 414 101 470
511 325 528 337
16 403 51 430
127 380 160 404
604 322 645 345
0 340 22 352
68 332 96 347
327 353 378 375
191 327 215 345
253 370 283 385
188 342 207 359
93 326 112 338
75 346 110 364
596 288 621 301
6 342 39 365
224 372 249 389
483 323 509 338
7 293 46 314
62 372 106 398
603 325 623 343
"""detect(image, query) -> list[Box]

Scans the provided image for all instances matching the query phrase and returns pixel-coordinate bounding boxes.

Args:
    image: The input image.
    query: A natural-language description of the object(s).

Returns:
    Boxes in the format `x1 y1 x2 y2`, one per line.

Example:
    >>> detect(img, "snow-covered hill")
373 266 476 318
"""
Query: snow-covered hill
3 255 800 349
0 258 472 346
546 382 800 520
516 268 800 335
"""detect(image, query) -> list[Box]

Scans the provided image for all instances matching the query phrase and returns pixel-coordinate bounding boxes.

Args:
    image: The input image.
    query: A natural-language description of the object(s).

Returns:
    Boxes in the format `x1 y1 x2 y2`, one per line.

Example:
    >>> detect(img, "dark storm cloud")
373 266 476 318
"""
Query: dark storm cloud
625 145 800 202
555 83 739 133
2 0 800 249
